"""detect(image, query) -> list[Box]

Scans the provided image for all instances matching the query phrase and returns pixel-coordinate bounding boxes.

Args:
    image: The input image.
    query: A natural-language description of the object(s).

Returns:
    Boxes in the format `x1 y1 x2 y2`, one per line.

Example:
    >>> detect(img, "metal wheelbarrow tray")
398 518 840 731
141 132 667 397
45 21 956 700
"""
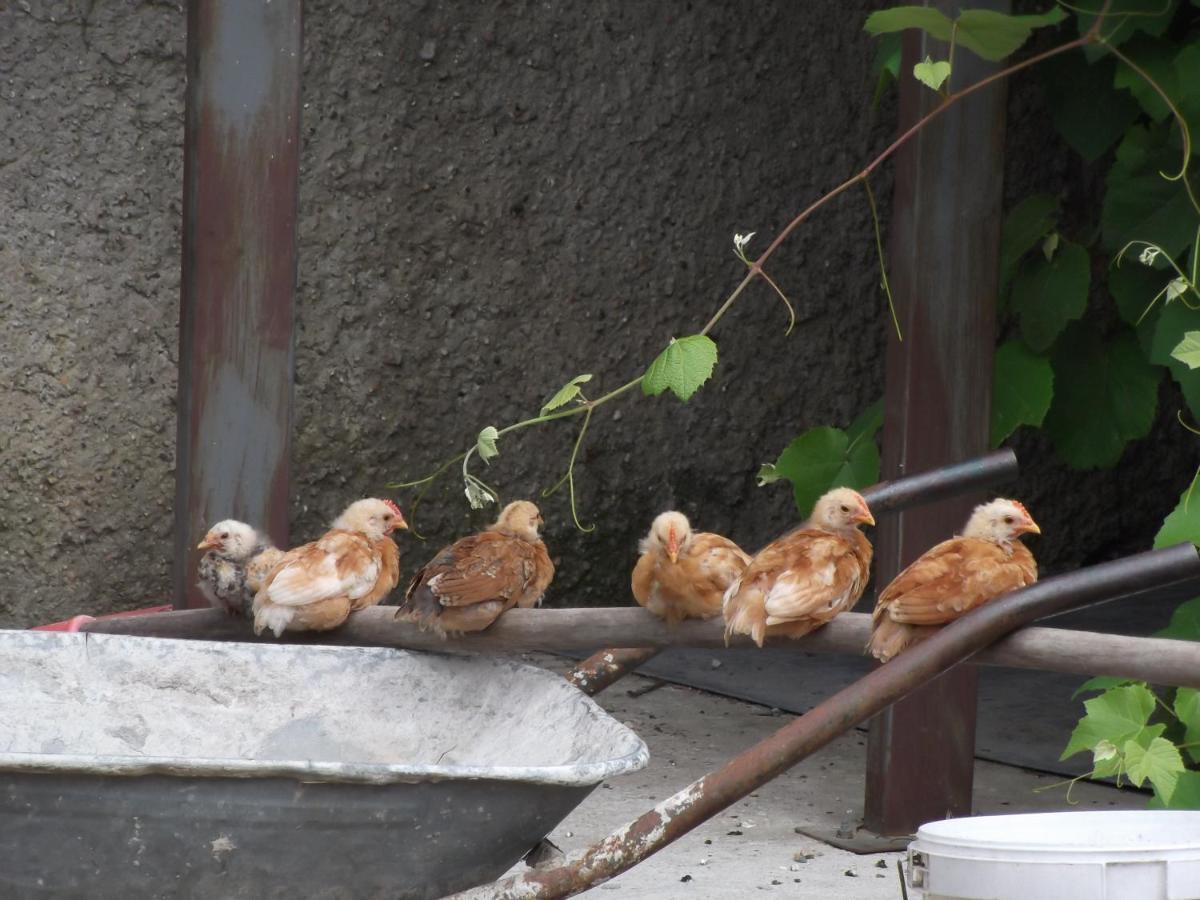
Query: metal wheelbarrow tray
0 631 648 899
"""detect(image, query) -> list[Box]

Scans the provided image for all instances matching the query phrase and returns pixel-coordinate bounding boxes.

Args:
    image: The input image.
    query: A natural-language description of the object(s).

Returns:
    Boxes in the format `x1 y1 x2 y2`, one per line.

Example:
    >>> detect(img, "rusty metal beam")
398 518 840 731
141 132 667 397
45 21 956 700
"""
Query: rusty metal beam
173 0 302 608
449 543 1200 899
565 450 1018 695
866 0 1011 835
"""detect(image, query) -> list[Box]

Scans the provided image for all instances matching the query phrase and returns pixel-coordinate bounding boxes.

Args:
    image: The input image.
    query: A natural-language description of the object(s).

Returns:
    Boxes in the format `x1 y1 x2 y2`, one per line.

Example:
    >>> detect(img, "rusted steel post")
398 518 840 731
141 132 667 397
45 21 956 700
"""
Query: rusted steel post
866 0 1011 835
173 0 302 608
451 544 1200 900
565 450 1018 695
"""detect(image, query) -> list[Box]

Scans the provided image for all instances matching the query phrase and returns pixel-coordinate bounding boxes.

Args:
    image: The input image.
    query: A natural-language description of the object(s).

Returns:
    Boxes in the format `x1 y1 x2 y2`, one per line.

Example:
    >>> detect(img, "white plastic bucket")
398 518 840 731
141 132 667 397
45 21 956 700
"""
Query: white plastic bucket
907 811 1200 900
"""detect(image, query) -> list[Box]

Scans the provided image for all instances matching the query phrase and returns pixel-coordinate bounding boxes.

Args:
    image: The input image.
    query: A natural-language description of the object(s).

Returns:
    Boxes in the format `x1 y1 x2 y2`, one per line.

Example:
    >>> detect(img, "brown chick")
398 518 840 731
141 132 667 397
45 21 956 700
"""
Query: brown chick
723 487 875 647
867 497 1039 663
398 500 554 635
196 520 278 617
252 498 406 637
632 511 751 625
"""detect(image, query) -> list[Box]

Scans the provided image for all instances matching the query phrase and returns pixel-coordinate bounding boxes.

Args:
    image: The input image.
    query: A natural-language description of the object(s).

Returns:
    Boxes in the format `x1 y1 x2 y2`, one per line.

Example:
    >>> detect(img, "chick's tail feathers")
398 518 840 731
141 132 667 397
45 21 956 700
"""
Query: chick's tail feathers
866 617 921 663
252 593 294 638
722 588 766 649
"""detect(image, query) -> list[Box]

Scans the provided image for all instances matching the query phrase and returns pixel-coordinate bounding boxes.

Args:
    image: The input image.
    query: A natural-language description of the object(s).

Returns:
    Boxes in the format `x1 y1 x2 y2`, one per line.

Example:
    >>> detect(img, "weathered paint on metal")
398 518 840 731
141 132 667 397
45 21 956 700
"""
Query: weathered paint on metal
173 0 302 608
564 450 1018 695
865 0 1012 836
452 543 1200 899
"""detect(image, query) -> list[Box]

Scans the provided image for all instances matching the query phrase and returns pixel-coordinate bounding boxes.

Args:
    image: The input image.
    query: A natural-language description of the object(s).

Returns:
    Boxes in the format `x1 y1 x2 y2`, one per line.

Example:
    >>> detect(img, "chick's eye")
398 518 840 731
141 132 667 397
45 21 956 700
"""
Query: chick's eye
1003 516 1014 525
219 532 229 539
840 505 849 513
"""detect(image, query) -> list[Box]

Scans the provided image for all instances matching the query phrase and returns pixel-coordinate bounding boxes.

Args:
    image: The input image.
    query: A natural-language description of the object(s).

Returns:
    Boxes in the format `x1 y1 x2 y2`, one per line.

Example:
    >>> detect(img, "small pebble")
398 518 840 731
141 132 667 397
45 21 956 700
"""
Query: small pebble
875 859 888 869
770 880 782 886
710 659 722 669
704 839 712 845
727 830 743 836
844 869 858 877
679 875 692 883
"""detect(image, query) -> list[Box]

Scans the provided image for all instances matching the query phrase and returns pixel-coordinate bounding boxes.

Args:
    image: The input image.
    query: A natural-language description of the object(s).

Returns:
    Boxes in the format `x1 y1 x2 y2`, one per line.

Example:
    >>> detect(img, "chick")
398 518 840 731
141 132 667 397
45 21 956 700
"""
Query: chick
398 500 554 635
252 498 406 637
723 487 875 647
196 520 278 617
867 498 1039 663
632 511 751 625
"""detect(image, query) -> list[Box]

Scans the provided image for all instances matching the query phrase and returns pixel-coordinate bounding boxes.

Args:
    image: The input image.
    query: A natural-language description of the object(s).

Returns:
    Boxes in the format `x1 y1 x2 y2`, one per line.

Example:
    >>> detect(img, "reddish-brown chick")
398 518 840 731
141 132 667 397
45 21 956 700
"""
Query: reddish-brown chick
632 511 751 625
867 497 1039 662
398 500 554 635
723 487 874 647
252 498 406 637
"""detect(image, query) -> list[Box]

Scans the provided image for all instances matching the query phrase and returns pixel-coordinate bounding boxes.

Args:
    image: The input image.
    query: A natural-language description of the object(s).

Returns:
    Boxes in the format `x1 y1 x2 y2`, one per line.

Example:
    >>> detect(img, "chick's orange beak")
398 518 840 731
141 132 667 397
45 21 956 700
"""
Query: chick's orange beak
390 513 409 533
1020 517 1041 536
196 535 220 551
856 504 876 527
666 526 679 564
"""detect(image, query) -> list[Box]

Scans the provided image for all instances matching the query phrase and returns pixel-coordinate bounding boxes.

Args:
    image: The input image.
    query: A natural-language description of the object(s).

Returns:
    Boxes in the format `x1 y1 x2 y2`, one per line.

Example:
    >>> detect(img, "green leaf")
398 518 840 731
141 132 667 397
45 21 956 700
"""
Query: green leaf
642 335 719 403
1172 332 1200 369
1040 54 1141 161
1061 683 1157 760
990 340 1054 447
1113 35 1179 122
1000 195 1059 289
1073 676 1135 699
1110 256 1170 328
1173 688 1200 764
863 6 954 42
760 414 882 518
1176 42 1200 144
540 374 593 416
1149 301 1200 422
1102 124 1198 258
913 56 952 91
1044 324 1161 469
1154 482 1200 551
1123 735 1184 801
475 426 500 464
1072 0 1180 57
954 8 1067 62
1151 770 1200 809
1011 240 1091 352
1157 597 1200 642
871 32 903 106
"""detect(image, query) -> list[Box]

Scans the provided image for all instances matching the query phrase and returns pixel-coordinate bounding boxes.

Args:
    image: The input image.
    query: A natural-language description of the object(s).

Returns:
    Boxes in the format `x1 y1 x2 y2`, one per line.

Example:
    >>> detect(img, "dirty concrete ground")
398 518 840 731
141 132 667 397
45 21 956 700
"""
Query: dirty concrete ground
501 653 1145 900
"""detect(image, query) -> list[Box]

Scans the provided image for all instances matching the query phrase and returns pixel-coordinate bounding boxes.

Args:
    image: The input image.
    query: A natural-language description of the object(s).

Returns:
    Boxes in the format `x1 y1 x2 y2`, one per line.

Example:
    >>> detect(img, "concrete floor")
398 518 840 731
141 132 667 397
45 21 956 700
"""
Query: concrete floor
504 653 1147 900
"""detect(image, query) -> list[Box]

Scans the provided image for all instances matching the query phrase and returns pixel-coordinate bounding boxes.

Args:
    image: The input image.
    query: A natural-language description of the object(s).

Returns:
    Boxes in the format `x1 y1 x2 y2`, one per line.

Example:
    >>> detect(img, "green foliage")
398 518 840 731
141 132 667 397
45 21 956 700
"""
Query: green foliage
1062 683 1156 761
1172 332 1200 369
1124 735 1185 800
540 374 593 416
1102 124 1196 259
758 402 882 517
1154 481 1200 550
1073 676 1136 699
999 194 1059 289
1158 597 1200 641
990 340 1054 447
642 335 719 403
1174 688 1200 763
1011 240 1091 351
913 56 952 92
863 6 1064 62
475 426 500 463
1042 326 1160 469
1040 55 1140 161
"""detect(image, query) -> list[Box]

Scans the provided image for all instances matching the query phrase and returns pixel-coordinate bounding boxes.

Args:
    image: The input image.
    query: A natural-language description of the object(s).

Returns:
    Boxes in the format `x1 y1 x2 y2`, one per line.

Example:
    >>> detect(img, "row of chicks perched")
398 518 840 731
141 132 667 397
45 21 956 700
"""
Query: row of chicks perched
196 485 1038 662
196 498 552 638
633 487 1039 662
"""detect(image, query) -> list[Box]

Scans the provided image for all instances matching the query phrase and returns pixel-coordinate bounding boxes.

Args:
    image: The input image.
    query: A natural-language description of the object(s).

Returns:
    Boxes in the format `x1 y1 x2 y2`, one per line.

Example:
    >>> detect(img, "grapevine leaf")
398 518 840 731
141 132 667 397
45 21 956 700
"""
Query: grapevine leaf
1044 324 1161 469
954 8 1066 62
999 194 1059 289
759 409 882 518
463 476 496 509
1157 597 1200 642
1072 0 1180 57
990 340 1054 447
1123 736 1184 802
1174 688 1200 764
1109 255 1169 328
1102 125 1197 258
913 56 952 91
642 335 719 403
1072 676 1135 700
1042 232 1060 262
1011 240 1091 352
871 32 903 106
540 374 593 416
1148 302 1200 422
1172 332 1200 370
1155 481 1200 554
863 7 954 42
1091 738 1123 778
1040 54 1140 161
1061 683 1156 760
475 426 500 464
1113 35 1179 122
1151 770 1200 810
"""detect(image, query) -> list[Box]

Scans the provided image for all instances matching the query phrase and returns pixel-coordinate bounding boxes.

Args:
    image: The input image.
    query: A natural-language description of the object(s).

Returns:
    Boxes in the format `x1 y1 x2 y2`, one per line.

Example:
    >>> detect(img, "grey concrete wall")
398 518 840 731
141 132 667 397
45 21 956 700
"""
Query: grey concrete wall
2 1 1188 628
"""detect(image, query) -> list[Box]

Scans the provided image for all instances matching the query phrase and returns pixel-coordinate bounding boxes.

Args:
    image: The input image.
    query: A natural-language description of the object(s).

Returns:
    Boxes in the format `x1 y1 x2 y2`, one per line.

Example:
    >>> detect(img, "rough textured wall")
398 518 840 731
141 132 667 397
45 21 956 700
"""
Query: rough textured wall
3 1 1188 627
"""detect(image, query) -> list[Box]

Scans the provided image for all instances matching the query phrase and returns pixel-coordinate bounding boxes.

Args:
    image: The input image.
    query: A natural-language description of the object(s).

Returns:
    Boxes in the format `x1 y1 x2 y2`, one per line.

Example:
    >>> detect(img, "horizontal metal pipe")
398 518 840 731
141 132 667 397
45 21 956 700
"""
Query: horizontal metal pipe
449 543 1200 899
564 448 1019 693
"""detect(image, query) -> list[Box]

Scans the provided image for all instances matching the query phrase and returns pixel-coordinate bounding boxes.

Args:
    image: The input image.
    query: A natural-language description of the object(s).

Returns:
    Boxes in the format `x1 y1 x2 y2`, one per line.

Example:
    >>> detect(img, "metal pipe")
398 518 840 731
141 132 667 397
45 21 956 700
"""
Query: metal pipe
449 543 1200 899
564 449 1019 694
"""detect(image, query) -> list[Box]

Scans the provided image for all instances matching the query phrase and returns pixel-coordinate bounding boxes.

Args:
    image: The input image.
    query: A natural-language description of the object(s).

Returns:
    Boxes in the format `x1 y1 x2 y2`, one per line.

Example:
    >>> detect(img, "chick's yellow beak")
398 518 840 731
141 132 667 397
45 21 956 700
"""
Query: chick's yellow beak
1021 518 1041 536
197 535 220 551
856 506 876 527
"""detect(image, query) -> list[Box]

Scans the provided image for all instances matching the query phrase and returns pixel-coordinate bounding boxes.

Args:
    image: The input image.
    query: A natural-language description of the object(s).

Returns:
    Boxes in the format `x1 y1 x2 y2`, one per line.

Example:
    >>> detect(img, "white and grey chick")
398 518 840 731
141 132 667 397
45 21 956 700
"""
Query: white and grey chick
197 520 282 617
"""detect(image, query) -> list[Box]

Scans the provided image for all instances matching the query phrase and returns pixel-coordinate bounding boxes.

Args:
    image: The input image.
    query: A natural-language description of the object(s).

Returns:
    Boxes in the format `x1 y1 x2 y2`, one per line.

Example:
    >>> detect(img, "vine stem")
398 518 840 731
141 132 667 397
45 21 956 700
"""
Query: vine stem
396 4 1114 522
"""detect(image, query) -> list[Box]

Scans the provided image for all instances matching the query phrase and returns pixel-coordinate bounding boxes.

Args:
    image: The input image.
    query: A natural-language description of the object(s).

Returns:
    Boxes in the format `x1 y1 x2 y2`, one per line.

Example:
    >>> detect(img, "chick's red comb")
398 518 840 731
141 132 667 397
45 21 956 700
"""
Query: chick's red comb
382 499 404 518
1009 500 1031 518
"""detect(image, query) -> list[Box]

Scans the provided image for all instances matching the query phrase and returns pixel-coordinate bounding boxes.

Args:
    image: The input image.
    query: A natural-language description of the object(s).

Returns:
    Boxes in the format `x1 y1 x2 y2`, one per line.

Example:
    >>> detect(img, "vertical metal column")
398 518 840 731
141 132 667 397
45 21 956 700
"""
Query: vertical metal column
864 1 1010 835
173 0 302 609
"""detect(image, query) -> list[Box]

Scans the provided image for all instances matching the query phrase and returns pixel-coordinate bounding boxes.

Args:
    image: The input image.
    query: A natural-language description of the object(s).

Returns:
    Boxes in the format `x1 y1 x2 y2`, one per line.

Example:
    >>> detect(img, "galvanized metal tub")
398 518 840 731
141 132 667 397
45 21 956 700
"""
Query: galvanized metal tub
0 631 648 898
